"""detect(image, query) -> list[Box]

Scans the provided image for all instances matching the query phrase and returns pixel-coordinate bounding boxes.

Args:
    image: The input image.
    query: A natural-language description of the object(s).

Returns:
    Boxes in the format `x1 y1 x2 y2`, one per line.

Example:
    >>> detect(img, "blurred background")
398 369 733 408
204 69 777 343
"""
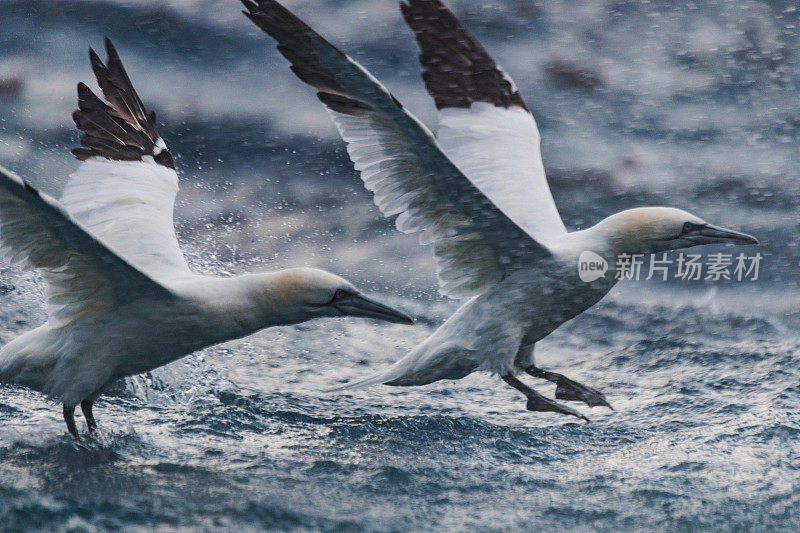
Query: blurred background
1 1 799 531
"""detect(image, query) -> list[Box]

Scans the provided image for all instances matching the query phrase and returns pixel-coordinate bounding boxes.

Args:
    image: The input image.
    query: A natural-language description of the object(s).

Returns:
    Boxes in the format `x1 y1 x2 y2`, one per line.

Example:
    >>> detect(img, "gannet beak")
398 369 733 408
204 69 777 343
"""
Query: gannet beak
692 224 759 245
334 292 414 325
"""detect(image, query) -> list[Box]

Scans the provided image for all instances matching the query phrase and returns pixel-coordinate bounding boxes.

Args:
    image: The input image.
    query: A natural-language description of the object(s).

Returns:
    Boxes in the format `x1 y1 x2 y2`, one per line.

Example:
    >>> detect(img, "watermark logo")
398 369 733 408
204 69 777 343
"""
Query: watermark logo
578 251 608 282
578 251 763 283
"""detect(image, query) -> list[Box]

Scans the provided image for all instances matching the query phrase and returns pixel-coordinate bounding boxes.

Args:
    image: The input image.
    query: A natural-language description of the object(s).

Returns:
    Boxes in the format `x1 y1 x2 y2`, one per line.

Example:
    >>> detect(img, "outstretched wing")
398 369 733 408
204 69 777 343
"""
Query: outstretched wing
243 0 550 298
66 38 189 280
401 0 567 244
0 165 173 327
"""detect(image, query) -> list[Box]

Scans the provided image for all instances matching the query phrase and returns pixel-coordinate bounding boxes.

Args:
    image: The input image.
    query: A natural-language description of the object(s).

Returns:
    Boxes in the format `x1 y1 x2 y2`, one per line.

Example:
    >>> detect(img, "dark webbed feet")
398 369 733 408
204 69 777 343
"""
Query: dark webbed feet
502 374 589 422
63 400 98 438
81 400 97 433
63 404 78 438
525 388 590 421
555 379 613 409
526 366 613 410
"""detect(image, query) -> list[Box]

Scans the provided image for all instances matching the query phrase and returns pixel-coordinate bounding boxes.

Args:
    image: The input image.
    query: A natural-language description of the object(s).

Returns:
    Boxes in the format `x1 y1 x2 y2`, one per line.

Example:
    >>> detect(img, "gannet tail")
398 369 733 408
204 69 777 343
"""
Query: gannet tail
324 365 407 392
325 342 478 392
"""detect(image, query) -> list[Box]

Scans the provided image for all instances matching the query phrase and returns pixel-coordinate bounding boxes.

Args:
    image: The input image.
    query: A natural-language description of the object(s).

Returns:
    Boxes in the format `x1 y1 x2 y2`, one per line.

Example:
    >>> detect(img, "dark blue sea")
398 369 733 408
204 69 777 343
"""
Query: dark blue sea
1 0 800 531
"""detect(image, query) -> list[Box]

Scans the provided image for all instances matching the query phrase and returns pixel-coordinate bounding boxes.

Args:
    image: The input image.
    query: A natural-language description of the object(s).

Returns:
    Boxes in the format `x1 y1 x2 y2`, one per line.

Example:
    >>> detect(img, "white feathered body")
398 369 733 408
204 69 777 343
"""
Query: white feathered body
271 25 627 391
0 36 420 422
0 148 398 409
0 275 272 406
244 1 756 397
339 233 619 389
0 153 331 406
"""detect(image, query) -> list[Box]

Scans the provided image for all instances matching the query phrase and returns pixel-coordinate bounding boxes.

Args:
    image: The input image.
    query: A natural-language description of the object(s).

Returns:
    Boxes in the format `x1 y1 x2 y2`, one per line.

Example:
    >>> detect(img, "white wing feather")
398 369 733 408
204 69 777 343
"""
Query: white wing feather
244 0 550 298
67 39 189 280
436 105 567 243
328 107 533 297
61 157 189 279
401 0 567 243
0 165 173 327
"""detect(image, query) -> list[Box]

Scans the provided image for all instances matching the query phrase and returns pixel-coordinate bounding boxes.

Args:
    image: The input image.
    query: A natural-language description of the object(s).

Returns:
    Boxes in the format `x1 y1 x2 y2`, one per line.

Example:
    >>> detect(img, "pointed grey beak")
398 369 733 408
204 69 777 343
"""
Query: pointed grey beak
334 292 414 325
691 224 759 245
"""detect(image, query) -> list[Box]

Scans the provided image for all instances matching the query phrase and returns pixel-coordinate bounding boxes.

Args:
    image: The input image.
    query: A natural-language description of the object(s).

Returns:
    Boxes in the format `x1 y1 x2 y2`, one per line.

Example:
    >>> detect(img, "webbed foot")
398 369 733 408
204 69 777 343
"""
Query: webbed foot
554 378 613 409
526 366 613 410
501 373 589 422
81 400 98 433
526 390 590 421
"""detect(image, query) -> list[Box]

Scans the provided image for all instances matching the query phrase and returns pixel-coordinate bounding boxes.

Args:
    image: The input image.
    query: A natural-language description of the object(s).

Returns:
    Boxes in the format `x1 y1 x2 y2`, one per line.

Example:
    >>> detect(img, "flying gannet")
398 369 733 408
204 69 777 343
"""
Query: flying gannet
242 0 758 420
0 39 413 437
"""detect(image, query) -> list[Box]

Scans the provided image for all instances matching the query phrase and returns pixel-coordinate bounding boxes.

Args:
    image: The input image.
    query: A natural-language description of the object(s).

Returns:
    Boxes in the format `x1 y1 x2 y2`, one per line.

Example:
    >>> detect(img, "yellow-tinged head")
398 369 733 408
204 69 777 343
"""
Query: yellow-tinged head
247 267 414 326
594 207 758 255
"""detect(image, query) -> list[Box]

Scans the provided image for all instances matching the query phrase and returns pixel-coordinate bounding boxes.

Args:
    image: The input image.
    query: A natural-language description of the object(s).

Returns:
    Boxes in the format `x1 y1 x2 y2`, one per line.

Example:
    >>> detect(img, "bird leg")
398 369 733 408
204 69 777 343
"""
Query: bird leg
63 404 78 438
525 365 612 409
501 374 588 421
80 400 97 433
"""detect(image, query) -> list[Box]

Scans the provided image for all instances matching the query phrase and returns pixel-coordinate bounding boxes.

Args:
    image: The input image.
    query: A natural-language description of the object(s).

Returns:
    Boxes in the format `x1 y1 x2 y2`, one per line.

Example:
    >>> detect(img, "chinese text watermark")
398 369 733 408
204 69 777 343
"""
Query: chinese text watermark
579 252 762 282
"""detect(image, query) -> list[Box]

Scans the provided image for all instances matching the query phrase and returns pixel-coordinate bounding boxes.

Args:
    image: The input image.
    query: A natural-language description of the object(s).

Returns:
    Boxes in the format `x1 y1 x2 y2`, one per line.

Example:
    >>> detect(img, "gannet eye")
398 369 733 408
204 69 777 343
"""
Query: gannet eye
321 288 353 307
681 222 705 234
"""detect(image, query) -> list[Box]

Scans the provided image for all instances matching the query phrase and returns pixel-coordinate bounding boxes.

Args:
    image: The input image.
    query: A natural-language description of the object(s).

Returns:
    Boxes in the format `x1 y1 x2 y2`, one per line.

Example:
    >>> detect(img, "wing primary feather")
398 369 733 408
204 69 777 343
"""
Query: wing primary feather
400 0 569 243
243 0 552 299
65 42 189 279
400 0 527 110
0 163 174 327
72 39 174 169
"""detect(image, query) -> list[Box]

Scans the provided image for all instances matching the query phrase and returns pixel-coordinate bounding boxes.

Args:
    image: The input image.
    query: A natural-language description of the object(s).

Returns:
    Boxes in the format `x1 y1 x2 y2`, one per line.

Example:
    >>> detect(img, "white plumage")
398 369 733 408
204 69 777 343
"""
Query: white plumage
245 0 758 420
0 39 413 437
328 99 547 299
436 103 567 244
61 157 189 279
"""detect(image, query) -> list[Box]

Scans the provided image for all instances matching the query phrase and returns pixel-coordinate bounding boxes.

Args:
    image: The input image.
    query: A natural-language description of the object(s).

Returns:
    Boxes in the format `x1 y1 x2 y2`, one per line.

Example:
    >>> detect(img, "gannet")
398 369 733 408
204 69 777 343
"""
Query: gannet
0 39 412 437
242 0 758 420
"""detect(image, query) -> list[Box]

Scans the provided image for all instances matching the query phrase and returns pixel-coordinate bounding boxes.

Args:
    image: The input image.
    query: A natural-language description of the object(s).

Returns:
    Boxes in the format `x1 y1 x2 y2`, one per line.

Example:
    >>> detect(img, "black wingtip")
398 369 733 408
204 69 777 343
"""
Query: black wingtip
400 0 528 111
104 37 119 61
75 82 102 110
316 92 372 116
73 40 174 168
88 47 103 70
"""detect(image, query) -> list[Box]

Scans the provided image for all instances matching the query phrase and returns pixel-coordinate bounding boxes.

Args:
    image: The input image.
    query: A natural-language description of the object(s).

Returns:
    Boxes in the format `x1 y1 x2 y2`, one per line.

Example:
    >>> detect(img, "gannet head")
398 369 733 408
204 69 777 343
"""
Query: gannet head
595 207 758 255
250 267 414 326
